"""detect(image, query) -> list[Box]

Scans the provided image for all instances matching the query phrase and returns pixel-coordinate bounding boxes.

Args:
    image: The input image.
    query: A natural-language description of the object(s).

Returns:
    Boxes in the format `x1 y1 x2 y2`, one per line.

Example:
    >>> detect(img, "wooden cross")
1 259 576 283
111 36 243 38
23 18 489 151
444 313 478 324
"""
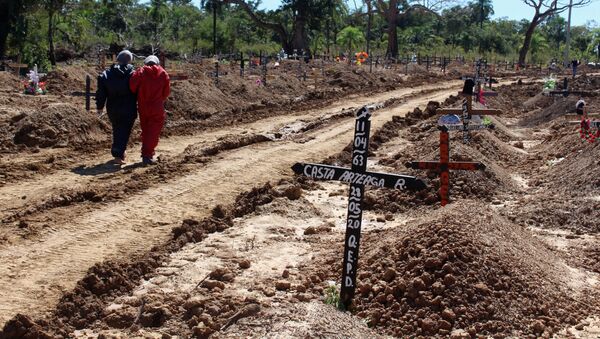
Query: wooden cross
69 74 96 111
292 105 426 309
436 79 502 143
547 78 589 97
261 57 267 85
85 74 93 111
406 126 485 207
6 55 28 76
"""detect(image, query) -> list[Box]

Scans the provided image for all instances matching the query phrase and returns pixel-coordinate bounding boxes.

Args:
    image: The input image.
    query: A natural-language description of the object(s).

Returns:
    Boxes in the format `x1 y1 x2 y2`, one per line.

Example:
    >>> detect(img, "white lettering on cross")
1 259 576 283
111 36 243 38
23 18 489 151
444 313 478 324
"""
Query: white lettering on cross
348 235 357 248
303 164 312 177
356 121 365 132
347 250 354 264
354 136 367 148
394 178 406 189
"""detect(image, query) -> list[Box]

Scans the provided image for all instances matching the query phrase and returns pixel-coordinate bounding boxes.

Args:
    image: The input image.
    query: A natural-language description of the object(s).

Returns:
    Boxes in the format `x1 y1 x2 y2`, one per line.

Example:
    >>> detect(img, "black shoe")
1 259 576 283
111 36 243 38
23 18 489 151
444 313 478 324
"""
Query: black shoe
142 157 156 166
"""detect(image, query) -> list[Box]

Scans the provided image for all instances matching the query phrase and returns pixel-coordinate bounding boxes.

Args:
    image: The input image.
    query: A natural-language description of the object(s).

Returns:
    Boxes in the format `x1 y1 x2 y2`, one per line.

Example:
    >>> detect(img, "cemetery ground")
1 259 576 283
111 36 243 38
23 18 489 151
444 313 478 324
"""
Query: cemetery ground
0 62 599 338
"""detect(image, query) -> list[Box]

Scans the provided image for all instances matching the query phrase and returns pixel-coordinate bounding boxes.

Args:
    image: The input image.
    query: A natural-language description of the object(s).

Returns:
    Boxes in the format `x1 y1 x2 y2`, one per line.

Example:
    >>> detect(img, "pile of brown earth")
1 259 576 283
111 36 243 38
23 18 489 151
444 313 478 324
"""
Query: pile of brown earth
9 103 109 148
342 203 594 337
0 60 441 152
485 75 600 233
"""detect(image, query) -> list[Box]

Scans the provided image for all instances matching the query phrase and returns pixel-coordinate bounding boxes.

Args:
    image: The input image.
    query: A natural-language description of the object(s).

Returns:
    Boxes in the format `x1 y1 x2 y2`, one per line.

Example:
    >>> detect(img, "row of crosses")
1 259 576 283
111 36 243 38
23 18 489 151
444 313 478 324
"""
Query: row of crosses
436 79 502 143
292 81 501 308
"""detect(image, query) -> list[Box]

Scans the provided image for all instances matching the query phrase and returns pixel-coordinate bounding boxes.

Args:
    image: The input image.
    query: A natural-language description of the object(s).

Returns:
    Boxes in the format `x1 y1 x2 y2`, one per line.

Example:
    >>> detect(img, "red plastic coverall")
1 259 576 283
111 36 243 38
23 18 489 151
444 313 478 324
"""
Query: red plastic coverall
129 65 170 158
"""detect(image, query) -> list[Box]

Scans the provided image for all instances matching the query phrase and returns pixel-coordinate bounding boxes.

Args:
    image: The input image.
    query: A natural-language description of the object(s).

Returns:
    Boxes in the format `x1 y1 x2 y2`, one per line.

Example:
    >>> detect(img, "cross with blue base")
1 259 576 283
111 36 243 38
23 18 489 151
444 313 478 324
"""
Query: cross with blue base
436 79 502 143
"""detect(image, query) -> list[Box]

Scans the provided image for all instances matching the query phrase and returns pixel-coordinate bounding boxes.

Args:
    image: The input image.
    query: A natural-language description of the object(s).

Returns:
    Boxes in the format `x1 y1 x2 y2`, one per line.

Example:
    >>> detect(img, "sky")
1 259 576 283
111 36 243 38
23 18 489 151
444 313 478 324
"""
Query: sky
192 0 599 27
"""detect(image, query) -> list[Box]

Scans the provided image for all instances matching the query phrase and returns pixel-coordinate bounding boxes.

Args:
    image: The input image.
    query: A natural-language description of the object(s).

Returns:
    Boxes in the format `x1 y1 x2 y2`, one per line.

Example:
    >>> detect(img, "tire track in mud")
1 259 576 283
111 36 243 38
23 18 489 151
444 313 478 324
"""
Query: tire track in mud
0 83 461 327
0 82 459 225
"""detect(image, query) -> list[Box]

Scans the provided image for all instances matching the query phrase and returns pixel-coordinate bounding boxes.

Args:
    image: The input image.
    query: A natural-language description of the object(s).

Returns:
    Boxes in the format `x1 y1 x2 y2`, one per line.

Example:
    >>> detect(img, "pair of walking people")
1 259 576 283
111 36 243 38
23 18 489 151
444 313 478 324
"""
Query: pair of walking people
95 50 170 166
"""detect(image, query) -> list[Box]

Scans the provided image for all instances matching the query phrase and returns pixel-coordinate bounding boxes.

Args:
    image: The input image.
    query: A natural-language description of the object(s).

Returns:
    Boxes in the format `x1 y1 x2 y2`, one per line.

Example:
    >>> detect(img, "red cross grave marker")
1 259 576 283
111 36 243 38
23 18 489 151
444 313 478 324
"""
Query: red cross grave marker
405 126 485 207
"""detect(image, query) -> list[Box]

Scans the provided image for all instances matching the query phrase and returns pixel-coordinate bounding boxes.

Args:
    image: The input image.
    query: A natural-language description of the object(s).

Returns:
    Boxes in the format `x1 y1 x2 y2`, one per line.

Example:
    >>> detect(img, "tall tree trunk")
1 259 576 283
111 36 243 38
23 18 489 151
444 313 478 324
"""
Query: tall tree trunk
212 4 217 55
0 3 10 59
326 0 332 55
0 25 9 59
366 0 372 54
518 17 539 67
387 22 398 58
291 16 309 55
385 0 398 58
48 9 56 66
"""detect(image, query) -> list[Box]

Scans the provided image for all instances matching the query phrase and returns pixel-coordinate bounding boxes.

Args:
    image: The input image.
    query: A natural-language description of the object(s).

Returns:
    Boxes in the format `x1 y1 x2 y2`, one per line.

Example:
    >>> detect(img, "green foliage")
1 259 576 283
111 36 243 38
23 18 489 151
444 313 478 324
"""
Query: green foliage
337 26 365 53
324 284 341 308
1 0 598 68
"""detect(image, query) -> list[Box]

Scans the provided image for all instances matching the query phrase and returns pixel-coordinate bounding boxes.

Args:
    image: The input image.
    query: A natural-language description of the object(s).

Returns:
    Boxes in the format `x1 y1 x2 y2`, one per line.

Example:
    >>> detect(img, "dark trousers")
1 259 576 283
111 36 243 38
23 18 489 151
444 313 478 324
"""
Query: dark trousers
108 110 137 159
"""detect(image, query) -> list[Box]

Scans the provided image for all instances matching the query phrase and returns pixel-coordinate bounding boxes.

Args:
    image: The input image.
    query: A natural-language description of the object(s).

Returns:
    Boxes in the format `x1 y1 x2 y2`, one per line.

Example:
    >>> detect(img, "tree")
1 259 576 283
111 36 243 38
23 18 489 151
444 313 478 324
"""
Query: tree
148 0 168 47
364 0 373 54
374 0 445 59
45 0 67 66
468 0 493 28
540 15 566 51
224 0 330 55
518 0 591 66
0 0 34 58
337 25 365 54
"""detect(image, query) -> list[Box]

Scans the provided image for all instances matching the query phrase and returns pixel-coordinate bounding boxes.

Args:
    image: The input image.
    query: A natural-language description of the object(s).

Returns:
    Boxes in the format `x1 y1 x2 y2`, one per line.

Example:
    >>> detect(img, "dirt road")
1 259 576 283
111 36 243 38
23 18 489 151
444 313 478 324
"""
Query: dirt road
0 80 462 327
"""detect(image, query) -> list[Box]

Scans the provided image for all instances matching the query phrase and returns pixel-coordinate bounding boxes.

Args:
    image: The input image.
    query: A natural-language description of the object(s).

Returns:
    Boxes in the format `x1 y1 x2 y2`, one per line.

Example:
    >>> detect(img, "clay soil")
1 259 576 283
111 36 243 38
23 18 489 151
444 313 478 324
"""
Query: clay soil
0 60 599 338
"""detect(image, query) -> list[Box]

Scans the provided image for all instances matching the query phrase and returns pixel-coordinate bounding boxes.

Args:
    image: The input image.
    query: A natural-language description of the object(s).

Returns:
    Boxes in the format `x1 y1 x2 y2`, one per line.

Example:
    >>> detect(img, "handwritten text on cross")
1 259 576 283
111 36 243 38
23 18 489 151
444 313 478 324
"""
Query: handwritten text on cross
292 106 426 309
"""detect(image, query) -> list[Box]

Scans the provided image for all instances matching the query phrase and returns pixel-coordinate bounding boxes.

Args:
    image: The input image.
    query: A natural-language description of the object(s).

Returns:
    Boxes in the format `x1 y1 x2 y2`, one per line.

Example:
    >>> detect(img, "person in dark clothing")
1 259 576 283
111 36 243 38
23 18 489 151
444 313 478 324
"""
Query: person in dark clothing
96 50 137 165
571 59 579 79
576 98 586 117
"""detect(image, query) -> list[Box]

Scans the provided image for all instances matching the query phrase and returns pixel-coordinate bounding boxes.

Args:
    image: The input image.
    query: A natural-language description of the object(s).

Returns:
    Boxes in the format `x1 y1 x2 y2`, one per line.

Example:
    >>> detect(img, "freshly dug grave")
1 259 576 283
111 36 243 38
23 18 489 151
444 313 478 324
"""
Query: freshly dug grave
0 60 436 152
44 64 100 95
0 71 22 93
323 99 519 213
9 103 109 148
315 202 597 337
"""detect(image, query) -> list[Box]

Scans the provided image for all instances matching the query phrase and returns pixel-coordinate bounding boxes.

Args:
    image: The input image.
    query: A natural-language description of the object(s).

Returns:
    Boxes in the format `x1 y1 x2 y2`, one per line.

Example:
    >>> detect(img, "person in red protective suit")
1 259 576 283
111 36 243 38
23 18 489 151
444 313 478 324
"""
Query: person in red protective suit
129 55 170 165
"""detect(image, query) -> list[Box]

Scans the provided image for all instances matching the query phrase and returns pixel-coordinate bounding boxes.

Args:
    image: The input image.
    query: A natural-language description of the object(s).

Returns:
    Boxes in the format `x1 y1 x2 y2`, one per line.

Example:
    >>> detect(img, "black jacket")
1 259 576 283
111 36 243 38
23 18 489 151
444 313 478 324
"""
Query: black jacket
96 64 137 116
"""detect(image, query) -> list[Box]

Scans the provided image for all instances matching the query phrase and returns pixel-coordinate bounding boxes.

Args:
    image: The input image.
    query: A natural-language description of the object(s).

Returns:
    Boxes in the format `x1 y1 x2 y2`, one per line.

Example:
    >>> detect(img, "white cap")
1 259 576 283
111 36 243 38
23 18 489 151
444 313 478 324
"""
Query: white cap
144 55 160 65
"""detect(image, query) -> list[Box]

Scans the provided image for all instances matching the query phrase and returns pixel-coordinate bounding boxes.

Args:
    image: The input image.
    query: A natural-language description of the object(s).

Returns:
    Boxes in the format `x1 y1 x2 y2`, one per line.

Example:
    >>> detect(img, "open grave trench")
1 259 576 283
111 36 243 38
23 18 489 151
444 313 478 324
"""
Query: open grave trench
2 75 600 338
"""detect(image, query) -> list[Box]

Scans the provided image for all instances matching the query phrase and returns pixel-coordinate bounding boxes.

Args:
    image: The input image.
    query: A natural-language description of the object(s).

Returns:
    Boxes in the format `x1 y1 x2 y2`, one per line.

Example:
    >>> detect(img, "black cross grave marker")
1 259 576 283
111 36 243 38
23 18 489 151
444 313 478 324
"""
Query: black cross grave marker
291 105 426 309
69 74 95 111
437 79 502 143
546 78 589 97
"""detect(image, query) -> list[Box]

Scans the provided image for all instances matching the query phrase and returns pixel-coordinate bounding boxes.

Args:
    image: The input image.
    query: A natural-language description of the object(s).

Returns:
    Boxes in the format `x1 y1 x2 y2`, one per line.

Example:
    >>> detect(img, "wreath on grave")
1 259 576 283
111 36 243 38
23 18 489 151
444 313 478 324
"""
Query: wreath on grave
355 52 368 64
23 80 46 95
579 118 600 143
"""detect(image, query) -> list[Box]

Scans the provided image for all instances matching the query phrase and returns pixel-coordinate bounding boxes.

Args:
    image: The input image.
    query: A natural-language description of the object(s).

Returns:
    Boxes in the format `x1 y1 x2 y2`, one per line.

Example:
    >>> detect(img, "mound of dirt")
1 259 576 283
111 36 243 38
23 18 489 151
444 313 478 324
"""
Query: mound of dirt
0 314 52 339
0 71 22 92
44 64 98 95
166 77 239 120
9 103 109 148
520 97 578 126
346 203 592 337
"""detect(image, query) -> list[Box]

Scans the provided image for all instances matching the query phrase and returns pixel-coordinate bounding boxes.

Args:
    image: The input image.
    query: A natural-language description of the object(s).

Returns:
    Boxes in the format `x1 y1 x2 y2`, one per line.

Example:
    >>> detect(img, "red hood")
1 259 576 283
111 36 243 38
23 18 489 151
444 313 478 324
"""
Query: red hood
141 65 166 79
